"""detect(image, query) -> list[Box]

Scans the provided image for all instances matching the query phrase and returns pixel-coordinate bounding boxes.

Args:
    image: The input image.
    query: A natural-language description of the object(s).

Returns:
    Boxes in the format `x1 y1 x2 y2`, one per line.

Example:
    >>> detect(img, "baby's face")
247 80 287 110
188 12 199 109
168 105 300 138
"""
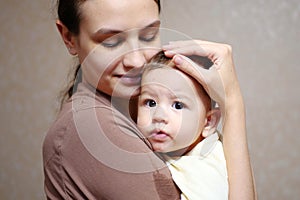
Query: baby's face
137 66 209 153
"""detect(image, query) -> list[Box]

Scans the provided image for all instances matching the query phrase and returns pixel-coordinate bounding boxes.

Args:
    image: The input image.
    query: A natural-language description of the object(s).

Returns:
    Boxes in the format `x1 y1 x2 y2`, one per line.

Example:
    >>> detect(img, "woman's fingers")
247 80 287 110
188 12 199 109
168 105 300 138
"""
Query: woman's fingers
163 40 222 50
166 39 241 110
173 55 208 88
172 54 225 107
163 41 210 58
163 40 233 70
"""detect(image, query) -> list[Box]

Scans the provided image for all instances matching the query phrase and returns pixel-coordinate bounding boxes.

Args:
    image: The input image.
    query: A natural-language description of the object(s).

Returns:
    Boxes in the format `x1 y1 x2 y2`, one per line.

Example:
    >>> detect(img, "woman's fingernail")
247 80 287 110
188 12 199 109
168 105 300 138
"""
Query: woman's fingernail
174 55 183 65
165 50 176 56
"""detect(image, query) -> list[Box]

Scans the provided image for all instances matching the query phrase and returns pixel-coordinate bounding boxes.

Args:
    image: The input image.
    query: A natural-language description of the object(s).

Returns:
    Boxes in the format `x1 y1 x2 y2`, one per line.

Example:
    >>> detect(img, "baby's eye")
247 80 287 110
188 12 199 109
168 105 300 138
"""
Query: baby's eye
172 101 184 110
145 99 157 107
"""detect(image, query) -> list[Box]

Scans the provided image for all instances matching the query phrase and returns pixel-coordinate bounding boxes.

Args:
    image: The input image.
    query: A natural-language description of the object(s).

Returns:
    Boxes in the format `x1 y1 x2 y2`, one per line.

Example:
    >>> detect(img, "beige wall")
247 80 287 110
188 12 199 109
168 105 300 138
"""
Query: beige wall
0 0 299 199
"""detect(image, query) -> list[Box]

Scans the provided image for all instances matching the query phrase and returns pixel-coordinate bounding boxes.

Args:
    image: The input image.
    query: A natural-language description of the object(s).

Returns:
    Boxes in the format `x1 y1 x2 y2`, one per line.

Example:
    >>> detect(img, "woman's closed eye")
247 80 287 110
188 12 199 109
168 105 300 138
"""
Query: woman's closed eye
139 27 159 42
101 34 125 48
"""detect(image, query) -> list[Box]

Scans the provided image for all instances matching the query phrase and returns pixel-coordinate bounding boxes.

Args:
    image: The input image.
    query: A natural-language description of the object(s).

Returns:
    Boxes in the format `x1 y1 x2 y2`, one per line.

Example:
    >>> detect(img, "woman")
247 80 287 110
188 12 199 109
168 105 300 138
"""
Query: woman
43 0 255 199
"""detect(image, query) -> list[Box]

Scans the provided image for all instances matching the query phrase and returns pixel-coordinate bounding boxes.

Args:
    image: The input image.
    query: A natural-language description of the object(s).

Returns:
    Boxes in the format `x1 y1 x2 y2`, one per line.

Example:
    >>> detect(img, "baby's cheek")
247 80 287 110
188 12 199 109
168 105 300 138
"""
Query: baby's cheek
137 109 152 128
173 114 183 133
178 113 200 138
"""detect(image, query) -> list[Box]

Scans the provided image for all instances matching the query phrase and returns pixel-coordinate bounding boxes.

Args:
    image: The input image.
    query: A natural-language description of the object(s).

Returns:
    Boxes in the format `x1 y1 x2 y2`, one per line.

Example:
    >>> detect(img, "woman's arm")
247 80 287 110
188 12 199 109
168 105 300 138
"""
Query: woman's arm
163 40 256 200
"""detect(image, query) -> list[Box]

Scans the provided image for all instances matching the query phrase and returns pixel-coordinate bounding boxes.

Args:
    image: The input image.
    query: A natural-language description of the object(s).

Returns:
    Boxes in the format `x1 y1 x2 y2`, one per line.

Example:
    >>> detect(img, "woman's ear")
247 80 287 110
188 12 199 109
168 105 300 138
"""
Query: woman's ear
202 108 221 138
56 20 78 55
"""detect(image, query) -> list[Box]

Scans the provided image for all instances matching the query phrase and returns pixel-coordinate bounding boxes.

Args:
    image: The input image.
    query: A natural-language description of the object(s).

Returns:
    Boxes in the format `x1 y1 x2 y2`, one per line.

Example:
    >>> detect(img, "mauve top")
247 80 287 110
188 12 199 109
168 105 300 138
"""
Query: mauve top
43 83 180 200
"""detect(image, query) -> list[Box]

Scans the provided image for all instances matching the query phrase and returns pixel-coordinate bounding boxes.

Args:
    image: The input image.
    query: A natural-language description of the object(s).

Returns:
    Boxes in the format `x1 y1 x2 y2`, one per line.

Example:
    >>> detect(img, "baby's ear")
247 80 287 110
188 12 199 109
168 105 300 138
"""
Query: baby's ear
202 108 221 138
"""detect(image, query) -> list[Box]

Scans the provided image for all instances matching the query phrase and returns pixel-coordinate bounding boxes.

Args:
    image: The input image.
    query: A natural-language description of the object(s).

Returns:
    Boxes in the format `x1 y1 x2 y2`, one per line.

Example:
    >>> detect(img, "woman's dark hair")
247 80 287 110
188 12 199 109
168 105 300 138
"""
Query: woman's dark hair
57 0 161 108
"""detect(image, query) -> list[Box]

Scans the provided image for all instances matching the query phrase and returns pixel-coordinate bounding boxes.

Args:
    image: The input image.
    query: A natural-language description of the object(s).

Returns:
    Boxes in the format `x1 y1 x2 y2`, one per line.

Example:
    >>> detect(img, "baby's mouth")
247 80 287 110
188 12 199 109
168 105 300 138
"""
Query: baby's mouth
149 130 170 141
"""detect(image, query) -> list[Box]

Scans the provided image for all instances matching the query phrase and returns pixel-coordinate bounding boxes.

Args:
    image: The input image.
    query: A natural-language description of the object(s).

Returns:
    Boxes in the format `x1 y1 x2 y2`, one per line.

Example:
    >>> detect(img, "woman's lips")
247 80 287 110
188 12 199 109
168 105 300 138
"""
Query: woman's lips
117 74 142 85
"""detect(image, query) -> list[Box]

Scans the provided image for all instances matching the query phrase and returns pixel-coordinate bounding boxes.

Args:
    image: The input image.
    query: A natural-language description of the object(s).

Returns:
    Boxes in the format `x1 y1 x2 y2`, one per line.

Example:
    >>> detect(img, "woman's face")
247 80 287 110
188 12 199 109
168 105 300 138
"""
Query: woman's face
74 0 161 97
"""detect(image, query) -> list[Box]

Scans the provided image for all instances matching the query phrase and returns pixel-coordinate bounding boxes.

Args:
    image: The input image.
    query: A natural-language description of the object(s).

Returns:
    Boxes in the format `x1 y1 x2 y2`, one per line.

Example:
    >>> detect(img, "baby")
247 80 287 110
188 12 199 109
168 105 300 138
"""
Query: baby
137 51 229 199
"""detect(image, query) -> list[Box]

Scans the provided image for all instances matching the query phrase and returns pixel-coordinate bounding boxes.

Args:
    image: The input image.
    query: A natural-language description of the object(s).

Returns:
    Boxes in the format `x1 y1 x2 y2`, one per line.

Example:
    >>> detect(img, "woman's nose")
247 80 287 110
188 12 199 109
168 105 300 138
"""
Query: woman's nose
123 50 146 69
153 106 168 124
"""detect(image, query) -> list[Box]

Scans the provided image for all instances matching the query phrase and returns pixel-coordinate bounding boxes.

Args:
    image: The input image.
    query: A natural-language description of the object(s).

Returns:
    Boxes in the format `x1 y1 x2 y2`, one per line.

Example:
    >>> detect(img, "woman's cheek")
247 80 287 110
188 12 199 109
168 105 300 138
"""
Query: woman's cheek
81 46 120 88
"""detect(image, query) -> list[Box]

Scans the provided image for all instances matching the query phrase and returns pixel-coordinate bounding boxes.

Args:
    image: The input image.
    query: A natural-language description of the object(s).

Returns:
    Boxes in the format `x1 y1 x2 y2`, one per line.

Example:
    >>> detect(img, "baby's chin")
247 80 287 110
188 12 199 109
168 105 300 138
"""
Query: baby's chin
152 143 180 152
156 146 191 157
151 143 169 153
152 147 167 153
151 141 190 156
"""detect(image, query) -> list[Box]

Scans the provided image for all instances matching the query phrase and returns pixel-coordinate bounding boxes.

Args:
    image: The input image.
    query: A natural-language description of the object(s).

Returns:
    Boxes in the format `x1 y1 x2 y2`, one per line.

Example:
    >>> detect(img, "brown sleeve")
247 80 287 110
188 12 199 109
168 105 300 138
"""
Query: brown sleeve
43 102 180 200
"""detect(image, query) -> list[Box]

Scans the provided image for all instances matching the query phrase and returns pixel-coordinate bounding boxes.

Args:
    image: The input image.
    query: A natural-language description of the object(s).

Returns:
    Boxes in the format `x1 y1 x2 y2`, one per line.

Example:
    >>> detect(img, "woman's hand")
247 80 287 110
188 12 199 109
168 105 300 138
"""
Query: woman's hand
163 40 243 114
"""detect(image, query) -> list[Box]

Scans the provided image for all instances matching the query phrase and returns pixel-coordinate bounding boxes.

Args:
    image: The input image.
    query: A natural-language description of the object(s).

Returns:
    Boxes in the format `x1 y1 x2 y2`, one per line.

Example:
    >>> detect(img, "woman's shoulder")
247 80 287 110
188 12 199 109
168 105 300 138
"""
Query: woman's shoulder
72 82 112 110
43 82 146 165
42 84 181 199
42 100 74 164
42 83 112 163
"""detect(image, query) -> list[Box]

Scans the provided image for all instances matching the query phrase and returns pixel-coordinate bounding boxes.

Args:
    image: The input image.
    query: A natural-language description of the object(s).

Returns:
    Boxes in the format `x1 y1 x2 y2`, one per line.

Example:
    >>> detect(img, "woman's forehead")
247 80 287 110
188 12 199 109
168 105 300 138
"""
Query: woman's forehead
79 0 160 32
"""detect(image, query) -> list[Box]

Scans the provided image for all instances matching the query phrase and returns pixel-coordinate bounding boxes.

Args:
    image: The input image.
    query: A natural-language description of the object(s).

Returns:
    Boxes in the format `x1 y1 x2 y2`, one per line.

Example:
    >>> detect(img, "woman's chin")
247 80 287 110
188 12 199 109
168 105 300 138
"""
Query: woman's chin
111 85 141 99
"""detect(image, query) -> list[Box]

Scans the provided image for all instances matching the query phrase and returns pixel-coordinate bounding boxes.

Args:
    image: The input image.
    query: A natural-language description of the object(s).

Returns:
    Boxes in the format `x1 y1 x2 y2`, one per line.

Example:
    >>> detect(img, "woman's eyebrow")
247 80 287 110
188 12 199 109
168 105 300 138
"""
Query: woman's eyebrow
94 20 161 35
143 20 161 29
94 28 122 35
92 29 123 43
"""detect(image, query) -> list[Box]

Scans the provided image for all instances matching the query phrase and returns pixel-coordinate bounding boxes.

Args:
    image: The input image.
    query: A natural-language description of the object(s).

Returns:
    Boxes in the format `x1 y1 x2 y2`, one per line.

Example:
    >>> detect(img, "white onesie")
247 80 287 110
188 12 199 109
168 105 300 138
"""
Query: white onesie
163 132 228 200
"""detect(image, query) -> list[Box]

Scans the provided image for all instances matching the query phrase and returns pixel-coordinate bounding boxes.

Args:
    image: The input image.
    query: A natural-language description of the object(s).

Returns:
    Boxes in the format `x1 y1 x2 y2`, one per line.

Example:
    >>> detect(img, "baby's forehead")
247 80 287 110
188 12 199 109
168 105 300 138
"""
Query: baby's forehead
141 66 199 94
142 63 209 97
142 66 186 82
142 64 193 84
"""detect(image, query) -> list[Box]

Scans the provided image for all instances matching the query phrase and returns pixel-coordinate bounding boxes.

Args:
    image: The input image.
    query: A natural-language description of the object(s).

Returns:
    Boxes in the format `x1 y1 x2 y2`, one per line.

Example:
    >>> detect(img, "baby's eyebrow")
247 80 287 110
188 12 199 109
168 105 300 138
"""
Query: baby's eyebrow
168 90 190 99
169 92 194 103
140 89 156 97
